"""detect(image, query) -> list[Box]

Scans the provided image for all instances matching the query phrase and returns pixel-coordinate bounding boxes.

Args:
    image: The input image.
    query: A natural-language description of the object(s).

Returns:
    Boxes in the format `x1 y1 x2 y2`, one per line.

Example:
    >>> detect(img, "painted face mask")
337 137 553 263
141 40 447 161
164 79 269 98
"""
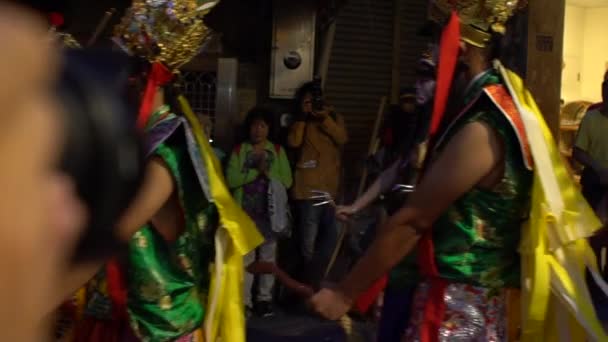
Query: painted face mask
416 79 436 106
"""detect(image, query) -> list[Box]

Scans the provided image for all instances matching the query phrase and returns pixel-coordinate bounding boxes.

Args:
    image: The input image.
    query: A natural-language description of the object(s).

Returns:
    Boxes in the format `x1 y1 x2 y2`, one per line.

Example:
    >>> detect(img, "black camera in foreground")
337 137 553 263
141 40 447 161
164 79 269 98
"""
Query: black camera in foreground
57 49 145 263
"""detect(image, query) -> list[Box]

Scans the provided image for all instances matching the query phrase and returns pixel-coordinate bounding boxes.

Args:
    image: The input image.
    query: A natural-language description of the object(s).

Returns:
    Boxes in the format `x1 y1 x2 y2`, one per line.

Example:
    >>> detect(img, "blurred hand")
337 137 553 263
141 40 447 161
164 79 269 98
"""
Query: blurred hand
253 152 269 175
312 105 333 120
258 158 269 175
298 111 310 121
309 287 353 320
335 205 357 222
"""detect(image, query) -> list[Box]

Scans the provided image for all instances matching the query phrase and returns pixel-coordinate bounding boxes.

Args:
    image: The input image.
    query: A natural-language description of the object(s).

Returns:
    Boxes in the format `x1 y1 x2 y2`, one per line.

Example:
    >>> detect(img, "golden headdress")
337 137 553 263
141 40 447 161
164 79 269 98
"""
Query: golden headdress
429 0 528 47
52 30 82 49
113 0 219 70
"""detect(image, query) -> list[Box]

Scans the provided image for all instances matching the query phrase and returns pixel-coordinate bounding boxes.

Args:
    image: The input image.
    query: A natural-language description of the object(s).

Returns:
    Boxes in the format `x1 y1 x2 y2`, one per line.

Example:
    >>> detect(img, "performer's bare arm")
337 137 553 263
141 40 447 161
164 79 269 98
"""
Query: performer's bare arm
336 158 401 221
116 157 177 241
311 121 505 319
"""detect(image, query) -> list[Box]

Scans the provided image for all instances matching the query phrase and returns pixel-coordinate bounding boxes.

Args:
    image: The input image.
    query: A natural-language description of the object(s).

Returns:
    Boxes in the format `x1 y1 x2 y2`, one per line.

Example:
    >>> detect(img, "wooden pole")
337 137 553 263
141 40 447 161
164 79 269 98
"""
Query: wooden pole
324 96 387 278
318 20 337 88
87 9 116 47
357 96 387 197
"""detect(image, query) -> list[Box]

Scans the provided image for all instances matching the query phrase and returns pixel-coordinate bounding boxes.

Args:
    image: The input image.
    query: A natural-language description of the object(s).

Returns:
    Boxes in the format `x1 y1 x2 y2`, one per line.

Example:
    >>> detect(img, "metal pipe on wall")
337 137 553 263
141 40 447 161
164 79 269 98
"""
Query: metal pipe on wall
214 58 239 151
318 20 337 88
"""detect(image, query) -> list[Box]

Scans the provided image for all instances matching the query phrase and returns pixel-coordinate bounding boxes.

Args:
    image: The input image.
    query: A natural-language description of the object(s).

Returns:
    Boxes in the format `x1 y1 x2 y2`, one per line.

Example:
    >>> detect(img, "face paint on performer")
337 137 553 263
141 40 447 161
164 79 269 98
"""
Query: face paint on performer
414 46 438 107
415 79 436 106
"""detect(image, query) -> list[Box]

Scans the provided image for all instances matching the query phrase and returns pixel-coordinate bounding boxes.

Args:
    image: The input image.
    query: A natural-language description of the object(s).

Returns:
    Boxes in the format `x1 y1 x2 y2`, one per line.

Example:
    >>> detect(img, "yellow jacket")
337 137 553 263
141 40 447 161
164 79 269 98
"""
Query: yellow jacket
288 114 348 199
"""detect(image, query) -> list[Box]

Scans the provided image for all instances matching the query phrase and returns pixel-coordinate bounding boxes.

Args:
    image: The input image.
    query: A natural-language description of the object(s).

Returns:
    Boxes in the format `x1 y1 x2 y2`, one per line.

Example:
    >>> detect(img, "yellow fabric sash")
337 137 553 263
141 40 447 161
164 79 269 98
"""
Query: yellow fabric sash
177 96 263 342
496 61 608 341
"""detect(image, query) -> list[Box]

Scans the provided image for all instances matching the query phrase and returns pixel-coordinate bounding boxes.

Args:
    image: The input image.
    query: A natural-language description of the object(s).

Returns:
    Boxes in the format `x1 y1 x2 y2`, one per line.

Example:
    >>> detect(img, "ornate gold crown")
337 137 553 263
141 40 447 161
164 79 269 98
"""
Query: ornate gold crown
113 0 219 70
429 0 528 47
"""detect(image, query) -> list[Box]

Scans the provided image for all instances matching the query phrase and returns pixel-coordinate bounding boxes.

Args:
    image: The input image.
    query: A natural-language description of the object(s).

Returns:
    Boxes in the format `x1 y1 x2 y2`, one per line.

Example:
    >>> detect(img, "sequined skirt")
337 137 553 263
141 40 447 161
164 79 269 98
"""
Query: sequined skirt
403 281 507 342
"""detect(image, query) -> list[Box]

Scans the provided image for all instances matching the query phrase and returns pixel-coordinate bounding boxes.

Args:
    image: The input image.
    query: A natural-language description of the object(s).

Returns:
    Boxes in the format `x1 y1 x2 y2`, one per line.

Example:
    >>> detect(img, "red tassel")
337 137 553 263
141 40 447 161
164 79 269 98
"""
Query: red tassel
49 12 65 28
419 277 448 342
429 12 461 136
354 275 388 314
417 234 448 342
417 12 461 342
136 62 174 130
106 259 128 319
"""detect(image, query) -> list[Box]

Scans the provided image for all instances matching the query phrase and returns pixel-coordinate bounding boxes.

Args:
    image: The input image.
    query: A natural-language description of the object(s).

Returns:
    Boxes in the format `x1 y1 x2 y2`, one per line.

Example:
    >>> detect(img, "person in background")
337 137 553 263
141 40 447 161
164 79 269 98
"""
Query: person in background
337 49 437 222
334 52 436 341
575 71 608 331
0 3 86 340
226 107 292 317
375 88 419 172
288 81 348 286
574 70 608 214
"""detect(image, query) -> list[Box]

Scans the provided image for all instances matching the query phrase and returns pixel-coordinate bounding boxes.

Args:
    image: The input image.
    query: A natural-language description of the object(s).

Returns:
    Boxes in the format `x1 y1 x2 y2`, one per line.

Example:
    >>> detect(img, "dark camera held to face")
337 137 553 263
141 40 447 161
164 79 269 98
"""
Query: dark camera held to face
311 76 324 112
56 49 145 263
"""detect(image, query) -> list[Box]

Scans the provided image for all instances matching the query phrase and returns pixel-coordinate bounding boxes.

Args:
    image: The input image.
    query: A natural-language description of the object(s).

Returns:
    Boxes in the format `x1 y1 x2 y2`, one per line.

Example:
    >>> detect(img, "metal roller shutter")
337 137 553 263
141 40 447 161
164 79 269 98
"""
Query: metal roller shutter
324 0 429 198
400 0 430 88
325 0 393 196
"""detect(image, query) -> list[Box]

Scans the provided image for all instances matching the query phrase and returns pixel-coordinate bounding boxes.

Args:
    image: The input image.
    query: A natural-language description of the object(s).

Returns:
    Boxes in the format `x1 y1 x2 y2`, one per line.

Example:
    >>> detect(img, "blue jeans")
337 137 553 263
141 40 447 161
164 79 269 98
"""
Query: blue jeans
295 200 339 283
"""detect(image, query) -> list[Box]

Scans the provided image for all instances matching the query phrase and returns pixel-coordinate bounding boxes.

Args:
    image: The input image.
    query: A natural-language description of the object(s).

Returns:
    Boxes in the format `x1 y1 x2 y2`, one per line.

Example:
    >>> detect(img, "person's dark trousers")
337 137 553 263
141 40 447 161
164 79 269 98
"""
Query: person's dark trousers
377 285 416 341
581 169 608 329
295 200 339 287
581 167 606 210
588 227 608 329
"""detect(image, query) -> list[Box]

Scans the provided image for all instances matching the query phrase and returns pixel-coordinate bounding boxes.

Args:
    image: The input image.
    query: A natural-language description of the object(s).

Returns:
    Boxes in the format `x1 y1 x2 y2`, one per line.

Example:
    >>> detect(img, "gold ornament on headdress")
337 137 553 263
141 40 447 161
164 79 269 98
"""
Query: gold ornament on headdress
57 32 82 49
430 0 528 47
48 26 82 49
113 0 219 71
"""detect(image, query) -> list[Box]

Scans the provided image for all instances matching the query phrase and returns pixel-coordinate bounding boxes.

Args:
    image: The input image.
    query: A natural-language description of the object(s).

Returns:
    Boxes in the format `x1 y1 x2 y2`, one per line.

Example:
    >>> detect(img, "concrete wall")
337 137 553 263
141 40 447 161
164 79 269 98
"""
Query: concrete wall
581 7 608 101
562 5 586 102
562 5 608 103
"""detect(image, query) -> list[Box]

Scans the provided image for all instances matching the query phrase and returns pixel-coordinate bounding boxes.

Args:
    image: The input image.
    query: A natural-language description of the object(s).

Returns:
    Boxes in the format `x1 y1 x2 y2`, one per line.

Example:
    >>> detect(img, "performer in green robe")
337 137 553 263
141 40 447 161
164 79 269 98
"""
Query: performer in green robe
75 98 217 342
65 1 262 341
310 1 608 341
